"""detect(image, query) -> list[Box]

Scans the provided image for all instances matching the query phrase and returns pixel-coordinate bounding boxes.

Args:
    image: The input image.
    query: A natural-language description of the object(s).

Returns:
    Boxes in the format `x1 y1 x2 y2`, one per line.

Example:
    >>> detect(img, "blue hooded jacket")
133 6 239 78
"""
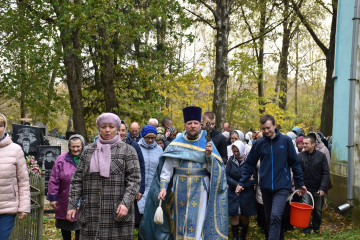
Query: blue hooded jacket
239 129 304 192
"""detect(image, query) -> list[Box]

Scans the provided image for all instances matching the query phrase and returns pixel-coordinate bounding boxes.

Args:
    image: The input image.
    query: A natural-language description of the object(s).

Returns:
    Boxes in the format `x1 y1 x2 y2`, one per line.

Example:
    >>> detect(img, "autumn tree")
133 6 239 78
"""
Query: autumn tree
291 0 337 136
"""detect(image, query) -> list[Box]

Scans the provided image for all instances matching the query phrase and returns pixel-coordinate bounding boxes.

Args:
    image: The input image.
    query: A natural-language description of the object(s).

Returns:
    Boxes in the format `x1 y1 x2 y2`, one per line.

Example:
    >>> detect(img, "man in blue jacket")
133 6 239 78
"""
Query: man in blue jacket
238 115 307 240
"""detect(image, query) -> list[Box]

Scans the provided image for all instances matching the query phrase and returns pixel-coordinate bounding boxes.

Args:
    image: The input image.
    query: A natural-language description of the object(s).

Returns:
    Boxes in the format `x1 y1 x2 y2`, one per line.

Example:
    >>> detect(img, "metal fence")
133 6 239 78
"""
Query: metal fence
10 169 45 240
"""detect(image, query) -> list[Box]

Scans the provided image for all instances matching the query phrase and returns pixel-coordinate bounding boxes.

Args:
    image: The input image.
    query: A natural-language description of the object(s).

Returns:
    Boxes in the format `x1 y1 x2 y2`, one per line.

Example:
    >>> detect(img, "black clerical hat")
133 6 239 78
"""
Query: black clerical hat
183 106 202 123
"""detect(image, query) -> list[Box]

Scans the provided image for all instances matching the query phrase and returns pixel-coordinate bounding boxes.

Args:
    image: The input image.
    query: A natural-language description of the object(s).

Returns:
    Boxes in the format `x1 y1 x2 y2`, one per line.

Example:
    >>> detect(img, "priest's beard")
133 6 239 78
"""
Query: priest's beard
186 131 200 140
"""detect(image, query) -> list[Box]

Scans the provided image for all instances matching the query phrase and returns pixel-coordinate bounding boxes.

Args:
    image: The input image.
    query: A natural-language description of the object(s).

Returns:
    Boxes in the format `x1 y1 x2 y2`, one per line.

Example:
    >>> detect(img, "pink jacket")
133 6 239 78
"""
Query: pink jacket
0 134 31 214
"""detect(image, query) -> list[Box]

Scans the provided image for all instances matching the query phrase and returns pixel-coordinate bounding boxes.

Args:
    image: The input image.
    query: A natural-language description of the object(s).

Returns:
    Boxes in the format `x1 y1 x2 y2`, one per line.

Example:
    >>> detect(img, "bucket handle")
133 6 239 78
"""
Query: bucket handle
289 189 314 209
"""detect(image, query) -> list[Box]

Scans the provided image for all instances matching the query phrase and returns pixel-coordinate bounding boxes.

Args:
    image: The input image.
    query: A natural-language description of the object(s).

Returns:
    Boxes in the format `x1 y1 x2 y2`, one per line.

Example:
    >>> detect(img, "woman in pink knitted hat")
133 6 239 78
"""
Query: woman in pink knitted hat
66 113 141 240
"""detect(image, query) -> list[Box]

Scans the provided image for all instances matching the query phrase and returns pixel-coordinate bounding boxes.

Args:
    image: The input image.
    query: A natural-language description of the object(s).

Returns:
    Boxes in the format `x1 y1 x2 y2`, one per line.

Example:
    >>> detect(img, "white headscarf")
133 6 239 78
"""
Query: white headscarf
231 140 246 158
232 130 244 141
222 131 230 139
286 132 297 141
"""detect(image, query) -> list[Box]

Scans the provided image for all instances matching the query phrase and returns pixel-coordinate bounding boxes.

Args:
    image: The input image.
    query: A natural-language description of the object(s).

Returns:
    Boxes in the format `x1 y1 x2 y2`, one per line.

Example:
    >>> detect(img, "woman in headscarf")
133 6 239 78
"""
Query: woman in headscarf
67 113 141 240
156 127 170 149
47 134 85 240
0 113 30 240
287 132 299 153
155 134 166 150
137 125 163 237
227 140 257 240
227 130 251 159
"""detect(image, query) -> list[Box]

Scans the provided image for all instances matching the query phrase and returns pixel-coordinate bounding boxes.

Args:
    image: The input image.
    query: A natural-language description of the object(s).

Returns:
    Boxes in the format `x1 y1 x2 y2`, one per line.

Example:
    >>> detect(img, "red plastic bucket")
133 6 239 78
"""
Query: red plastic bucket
289 190 314 228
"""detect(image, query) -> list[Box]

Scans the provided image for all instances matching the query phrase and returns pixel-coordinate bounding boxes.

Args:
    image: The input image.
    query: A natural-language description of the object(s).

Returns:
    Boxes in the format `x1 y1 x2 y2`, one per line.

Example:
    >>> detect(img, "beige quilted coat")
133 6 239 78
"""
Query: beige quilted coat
0 134 31 214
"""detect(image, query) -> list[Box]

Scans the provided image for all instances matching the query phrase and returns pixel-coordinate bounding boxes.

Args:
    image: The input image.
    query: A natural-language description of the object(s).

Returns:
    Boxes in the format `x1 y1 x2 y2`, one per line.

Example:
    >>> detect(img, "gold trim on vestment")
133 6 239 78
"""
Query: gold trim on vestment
174 174 208 178
175 176 179 236
170 142 223 163
183 166 192 237
171 142 205 152
213 158 227 239
197 178 203 238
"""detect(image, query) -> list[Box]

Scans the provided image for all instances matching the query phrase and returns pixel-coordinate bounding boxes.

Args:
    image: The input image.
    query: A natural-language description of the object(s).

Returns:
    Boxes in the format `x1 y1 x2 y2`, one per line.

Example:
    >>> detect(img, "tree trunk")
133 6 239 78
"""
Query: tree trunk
257 0 267 114
60 28 87 139
212 0 230 130
99 27 119 113
295 29 299 116
44 57 59 124
18 0 26 120
67 115 73 132
320 0 337 136
277 0 291 110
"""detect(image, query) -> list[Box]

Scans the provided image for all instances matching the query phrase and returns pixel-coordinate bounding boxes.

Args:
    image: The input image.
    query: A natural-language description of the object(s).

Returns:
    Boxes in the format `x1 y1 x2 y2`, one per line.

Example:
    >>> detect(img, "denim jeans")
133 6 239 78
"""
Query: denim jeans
261 189 289 240
0 214 16 240
302 191 324 230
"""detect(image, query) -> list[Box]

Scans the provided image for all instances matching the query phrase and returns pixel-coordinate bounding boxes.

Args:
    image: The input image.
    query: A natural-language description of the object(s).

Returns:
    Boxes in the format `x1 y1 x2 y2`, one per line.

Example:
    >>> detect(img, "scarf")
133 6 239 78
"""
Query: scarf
73 155 81 165
90 134 120 178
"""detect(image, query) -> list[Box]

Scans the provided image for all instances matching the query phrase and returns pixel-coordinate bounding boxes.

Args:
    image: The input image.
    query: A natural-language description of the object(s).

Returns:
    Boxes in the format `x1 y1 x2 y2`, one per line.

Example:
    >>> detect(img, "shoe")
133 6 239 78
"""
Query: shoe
231 224 239 240
303 227 312 234
240 224 248 240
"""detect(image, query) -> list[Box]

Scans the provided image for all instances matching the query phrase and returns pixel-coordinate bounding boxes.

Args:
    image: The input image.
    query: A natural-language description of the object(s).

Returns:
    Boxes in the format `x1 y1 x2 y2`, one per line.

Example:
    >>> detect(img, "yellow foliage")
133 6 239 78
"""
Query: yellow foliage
154 68 213 130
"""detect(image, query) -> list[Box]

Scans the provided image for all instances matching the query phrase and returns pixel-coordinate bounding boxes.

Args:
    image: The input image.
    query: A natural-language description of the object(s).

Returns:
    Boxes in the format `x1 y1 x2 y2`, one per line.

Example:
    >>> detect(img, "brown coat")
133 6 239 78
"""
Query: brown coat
68 141 141 240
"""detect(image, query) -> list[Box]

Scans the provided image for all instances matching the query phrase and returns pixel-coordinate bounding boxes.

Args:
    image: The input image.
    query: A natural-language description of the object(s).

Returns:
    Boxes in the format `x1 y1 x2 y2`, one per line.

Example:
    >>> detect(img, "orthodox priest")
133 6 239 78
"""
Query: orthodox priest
139 106 228 240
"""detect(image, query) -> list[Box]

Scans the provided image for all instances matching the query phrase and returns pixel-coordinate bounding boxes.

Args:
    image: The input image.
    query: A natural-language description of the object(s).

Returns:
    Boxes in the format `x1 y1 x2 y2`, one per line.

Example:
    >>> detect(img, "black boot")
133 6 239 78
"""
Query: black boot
240 223 249 240
231 224 239 240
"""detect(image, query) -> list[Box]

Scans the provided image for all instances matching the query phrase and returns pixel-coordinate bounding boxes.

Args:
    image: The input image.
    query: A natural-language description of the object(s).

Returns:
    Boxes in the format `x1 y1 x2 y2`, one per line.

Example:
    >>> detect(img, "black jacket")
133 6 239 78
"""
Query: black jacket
126 137 145 194
210 129 228 164
298 149 329 192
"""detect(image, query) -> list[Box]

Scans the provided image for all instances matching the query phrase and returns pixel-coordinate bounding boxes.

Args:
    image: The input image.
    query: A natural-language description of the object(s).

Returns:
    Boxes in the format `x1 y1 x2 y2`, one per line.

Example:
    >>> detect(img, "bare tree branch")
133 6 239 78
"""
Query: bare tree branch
315 0 333 15
199 0 218 19
228 16 286 52
265 0 278 24
184 8 216 29
229 1 297 53
227 0 235 14
240 6 259 59
290 0 328 55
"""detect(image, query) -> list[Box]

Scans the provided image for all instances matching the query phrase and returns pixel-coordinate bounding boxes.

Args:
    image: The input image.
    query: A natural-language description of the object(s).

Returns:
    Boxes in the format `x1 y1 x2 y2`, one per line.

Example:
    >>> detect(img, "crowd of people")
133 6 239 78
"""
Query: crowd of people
0 109 332 240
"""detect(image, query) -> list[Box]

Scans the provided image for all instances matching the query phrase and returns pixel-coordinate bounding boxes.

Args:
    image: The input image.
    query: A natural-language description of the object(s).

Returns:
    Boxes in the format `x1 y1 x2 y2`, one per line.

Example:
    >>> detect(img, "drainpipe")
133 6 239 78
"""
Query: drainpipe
339 0 360 212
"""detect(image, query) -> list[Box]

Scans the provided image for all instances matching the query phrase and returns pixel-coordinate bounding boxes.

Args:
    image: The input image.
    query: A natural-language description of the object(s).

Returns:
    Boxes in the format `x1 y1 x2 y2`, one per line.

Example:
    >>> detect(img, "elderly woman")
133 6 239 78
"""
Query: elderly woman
227 130 251 159
227 140 257 240
67 113 141 240
47 134 85 240
0 113 30 240
137 125 163 234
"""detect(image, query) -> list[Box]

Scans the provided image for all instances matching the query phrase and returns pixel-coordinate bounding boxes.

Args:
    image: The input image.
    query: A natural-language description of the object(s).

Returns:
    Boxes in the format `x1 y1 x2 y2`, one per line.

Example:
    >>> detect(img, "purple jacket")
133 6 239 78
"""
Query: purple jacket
47 152 77 220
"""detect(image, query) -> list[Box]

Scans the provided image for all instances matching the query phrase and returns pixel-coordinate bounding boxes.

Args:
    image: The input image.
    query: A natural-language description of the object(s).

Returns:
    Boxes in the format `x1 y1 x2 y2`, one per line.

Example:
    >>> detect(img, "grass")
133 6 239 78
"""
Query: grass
243 204 360 239
42 201 360 239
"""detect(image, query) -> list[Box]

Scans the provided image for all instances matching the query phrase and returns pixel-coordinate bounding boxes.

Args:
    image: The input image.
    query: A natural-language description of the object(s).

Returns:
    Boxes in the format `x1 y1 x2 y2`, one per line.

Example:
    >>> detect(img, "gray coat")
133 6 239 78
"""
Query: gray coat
68 141 141 240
